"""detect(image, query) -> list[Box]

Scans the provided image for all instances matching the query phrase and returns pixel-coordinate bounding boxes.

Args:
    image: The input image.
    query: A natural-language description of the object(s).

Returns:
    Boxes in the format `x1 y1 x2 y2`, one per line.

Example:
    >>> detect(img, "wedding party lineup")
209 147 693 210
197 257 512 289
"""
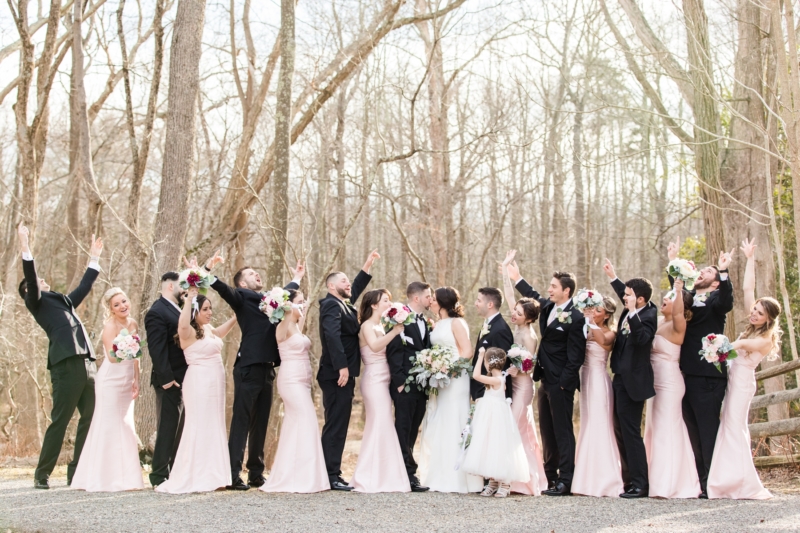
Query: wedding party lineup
16 221 781 501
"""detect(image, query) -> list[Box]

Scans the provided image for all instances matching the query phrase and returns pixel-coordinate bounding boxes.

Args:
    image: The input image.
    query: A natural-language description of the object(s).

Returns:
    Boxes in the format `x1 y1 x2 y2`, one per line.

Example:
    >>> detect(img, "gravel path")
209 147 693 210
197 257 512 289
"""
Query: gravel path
1 474 799 533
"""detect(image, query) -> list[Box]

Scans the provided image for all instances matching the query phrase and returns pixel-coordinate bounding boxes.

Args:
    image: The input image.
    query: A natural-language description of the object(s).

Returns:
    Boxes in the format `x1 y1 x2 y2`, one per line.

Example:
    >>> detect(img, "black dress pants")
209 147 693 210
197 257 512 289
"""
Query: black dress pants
537 380 576 483
613 374 648 491
35 356 96 483
228 363 275 481
319 376 355 481
150 384 184 486
390 386 427 481
682 374 727 490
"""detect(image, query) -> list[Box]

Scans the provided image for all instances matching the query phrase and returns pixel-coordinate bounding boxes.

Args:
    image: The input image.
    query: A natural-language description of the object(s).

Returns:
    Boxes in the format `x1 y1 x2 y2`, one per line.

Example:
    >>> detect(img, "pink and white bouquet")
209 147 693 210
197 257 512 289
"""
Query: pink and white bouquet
381 302 416 330
508 344 535 373
574 289 604 311
666 258 700 290
111 329 144 361
699 333 738 372
405 344 473 395
179 268 211 295
259 287 292 324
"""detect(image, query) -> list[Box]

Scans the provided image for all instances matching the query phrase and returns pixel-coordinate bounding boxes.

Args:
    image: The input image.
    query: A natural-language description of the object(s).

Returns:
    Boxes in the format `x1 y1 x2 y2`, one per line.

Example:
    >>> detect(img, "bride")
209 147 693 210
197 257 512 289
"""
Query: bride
419 287 483 493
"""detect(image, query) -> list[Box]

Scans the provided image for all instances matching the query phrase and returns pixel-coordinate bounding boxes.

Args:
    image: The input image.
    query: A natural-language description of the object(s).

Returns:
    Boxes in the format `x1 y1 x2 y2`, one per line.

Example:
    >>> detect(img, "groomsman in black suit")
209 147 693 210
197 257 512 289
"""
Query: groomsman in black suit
318 250 379 490
667 239 734 498
507 264 585 496
203 251 305 490
603 260 657 498
471 287 514 400
17 223 103 489
387 281 432 492
144 272 188 487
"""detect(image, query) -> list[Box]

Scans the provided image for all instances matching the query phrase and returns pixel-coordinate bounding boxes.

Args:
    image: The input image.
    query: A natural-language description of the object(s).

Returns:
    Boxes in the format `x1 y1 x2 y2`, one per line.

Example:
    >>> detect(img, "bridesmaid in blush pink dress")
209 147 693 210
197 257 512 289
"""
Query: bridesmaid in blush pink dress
708 239 776 500
501 253 547 495
571 297 624 498
349 289 410 493
261 290 328 493
72 288 144 492
644 280 700 498
156 288 237 494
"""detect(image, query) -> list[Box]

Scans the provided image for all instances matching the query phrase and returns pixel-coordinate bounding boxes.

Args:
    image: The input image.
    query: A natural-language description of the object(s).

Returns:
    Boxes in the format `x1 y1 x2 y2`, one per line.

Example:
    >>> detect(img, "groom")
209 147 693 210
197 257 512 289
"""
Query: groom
318 250 380 490
508 263 585 496
203 251 305 490
471 287 513 400
387 281 432 492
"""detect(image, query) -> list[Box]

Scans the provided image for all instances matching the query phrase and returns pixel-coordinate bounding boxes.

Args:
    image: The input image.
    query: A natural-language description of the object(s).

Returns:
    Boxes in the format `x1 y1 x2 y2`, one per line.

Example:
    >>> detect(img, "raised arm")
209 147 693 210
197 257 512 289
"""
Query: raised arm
451 318 474 360
472 348 503 387
501 250 518 314
361 321 404 352
18 223 42 310
740 238 756 313
603 258 626 302
671 278 687 337
507 260 548 308
178 288 199 348
212 315 238 339
67 234 103 307
711 248 735 314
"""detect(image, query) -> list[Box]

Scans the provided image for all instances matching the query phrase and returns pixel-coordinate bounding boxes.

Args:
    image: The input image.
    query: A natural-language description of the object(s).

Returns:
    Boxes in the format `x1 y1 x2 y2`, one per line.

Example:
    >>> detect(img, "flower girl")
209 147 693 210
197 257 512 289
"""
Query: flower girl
461 347 530 497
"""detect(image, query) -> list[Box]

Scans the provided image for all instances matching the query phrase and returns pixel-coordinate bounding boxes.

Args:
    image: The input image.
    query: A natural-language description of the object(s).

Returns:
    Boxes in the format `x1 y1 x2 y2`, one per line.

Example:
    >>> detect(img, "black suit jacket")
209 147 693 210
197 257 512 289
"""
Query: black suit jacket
609 279 657 402
144 296 188 387
471 314 514 400
387 313 431 393
669 275 733 379
210 278 299 368
516 279 586 391
23 258 98 369
317 270 372 381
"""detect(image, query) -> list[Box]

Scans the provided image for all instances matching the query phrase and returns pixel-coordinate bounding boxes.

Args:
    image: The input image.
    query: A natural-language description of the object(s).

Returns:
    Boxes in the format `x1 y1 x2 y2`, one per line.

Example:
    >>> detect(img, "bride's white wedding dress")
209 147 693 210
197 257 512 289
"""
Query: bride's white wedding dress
419 318 483 493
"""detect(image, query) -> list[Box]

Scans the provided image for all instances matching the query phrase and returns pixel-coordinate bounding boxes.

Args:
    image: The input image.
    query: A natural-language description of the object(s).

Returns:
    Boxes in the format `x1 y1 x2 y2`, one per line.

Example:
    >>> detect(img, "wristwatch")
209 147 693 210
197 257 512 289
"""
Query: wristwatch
203 264 212 272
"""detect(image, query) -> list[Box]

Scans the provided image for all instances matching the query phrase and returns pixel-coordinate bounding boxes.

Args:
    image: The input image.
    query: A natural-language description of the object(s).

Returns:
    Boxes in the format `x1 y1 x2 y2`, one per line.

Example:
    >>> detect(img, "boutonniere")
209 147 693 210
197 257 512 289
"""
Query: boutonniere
556 308 572 324
693 293 708 306
425 317 435 331
343 298 352 307
620 320 631 336
480 323 491 338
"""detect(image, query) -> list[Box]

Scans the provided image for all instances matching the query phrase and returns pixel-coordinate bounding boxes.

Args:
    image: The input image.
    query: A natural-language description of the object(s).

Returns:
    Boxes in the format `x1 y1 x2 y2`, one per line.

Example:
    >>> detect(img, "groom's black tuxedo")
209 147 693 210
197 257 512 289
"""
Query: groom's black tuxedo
209 277 299 483
387 312 431 482
669 272 733 491
515 278 585 484
317 270 372 482
470 313 513 400
609 278 657 491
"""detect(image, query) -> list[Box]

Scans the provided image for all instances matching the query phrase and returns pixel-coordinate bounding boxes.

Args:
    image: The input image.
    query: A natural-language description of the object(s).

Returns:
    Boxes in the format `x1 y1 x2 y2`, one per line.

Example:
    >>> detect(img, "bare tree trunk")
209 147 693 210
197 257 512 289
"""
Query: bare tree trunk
572 97 587 284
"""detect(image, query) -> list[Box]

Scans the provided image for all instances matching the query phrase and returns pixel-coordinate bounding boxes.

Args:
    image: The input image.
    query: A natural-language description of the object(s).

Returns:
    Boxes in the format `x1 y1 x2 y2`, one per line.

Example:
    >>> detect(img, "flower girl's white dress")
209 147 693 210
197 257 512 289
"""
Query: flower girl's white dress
461 383 530 483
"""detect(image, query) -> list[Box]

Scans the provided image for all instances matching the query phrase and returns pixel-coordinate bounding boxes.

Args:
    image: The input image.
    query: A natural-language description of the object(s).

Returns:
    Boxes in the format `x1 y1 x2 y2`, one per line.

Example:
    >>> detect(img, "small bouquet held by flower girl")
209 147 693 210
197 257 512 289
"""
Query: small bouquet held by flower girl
111 329 144 361
666 258 700 290
405 344 473 395
381 302 416 330
179 268 211 295
573 288 603 311
699 333 738 372
507 344 535 373
259 287 292 324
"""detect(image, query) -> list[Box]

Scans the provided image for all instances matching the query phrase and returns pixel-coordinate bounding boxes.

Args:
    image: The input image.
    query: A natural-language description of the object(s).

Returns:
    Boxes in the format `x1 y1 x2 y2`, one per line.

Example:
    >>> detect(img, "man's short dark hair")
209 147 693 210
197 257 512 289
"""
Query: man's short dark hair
708 265 721 282
625 277 653 303
233 266 252 288
161 271 179 283
326 271 344 286
478 287 503 310
406 281 431 298
18 280 26 300
552 271 577 298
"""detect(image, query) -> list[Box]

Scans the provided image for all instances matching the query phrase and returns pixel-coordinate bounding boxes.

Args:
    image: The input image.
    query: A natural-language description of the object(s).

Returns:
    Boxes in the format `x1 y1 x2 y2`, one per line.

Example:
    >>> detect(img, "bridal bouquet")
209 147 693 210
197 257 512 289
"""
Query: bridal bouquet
699 333 738 372
259 287 292 324
573 288 603 311
507 344 535 373
405 344 473 395
179 268 211 295
666 258 700 290
381 302 416 330
111 329 144 361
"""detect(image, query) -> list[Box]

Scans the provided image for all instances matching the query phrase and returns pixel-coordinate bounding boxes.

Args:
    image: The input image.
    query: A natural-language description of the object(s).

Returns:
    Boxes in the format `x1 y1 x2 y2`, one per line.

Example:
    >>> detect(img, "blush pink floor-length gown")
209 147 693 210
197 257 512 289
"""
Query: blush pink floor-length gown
572 341 624 497
349 345 410 493
261 334 328 493
71 356 144 492
707 349 771 500
510 373 547 495
644 335 700 498
156 329 230 494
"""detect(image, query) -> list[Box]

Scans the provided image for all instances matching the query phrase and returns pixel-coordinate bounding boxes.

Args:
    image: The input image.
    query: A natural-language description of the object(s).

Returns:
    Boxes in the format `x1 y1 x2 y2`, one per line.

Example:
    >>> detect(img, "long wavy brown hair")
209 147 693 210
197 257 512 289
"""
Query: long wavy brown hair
742 297 782 357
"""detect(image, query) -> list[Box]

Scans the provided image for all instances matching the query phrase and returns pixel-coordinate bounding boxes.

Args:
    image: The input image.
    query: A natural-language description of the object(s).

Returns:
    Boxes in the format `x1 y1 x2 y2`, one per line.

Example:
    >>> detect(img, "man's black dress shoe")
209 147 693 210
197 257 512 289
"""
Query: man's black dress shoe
623 483 633 493
541 479 556 495
248 476 266 488
699 490 708 499
226 477 250 491
34 479 49 490
620 487 648 499
410 480 430 492
330 477 353 491
543 480 571 496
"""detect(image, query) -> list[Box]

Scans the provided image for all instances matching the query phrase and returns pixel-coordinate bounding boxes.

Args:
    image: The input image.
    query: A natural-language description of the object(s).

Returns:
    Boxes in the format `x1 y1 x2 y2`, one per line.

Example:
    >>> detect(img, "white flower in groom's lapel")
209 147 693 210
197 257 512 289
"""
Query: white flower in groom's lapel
479 322 491 338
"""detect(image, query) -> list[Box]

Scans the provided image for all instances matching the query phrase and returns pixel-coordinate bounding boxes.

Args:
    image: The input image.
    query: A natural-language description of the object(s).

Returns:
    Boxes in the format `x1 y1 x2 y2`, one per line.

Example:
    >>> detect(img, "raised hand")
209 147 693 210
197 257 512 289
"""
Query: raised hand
204 249 225 270
718 248 734 271
674 278 684 293
182 256 200 270
290 259 306 281
502 249 517 267
362 249 381 273
89 234 104 258
187 286 199 299
667 237 680 261
506 260 522 283
18 222 30 253
740 238 756 259
602 258 616 280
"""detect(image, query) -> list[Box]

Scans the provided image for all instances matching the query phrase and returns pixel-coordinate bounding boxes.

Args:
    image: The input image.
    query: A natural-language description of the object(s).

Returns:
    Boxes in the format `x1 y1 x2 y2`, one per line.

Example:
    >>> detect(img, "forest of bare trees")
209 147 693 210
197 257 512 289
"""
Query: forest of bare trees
1 0 798 463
